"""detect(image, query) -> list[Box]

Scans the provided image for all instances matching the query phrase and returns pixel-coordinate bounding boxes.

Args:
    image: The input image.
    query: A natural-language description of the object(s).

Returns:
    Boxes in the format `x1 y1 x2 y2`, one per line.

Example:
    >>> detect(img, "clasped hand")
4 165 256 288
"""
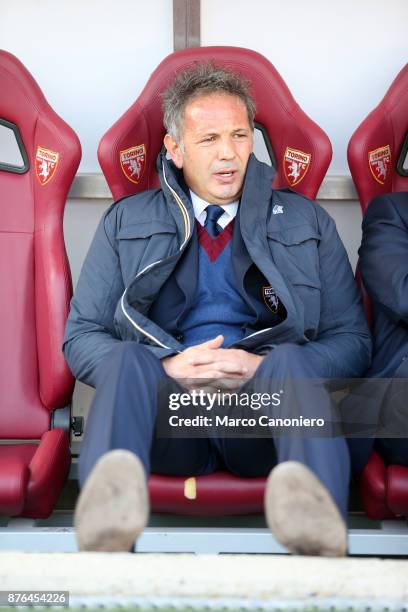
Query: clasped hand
162 335 264 391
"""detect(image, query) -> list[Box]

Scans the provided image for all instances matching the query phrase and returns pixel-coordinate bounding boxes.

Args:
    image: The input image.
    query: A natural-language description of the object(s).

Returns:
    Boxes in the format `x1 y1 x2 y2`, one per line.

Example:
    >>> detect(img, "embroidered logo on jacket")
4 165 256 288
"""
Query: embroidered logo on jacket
283 147 311 186
35 147 59 185
273 205 284 215
368 145 391 185
262 286 280 314
120 144 146 184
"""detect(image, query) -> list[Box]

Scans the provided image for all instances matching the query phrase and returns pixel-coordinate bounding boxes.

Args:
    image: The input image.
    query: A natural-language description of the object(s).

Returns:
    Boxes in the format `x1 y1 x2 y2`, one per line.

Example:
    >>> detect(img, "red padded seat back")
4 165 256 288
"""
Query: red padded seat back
98 46 332 201
348 63 408 213
0 50 81 438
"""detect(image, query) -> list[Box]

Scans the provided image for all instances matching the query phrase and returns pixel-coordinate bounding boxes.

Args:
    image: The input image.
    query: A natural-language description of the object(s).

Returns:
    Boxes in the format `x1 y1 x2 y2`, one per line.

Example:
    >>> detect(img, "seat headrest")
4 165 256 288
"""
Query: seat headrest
98 46 332 201
348 63 408 212
0 49 81 193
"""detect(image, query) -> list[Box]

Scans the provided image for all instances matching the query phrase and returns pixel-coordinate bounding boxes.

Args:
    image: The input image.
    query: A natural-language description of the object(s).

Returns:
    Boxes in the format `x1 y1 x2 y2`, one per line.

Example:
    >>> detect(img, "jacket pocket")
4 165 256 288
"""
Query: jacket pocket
267 225 321 336
117 220 177 239
266 224 321 289
116 221 177 283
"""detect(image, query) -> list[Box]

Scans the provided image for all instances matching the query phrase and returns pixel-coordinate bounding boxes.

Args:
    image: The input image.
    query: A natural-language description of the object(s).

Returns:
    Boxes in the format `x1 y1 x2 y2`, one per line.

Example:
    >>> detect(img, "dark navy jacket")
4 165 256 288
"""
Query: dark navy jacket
359 191 408 378
63 153 371 388
346 192 408 472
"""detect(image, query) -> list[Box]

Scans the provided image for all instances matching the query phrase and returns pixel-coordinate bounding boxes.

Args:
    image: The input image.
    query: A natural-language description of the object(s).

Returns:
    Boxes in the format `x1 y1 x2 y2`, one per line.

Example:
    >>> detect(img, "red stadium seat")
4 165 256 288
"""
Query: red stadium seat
0 50 81 518
98 46 332 515
348 63 408 519
348 63 408 213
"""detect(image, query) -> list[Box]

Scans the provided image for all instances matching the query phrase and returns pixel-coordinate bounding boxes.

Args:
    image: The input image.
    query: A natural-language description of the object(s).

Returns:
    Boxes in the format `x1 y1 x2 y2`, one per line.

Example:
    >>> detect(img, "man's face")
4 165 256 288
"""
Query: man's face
164 93 253 205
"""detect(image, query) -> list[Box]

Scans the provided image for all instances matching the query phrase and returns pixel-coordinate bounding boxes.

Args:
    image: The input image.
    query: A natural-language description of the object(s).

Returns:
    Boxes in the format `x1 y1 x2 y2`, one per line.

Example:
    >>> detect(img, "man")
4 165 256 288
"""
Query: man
352 191 408 472
64 62 371 555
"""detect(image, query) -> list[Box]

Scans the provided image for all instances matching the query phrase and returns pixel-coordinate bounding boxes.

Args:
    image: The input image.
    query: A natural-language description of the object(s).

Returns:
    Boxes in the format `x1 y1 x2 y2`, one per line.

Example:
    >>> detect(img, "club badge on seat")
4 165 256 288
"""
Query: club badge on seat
368 145 391 185
120 144 146 184
35 146 59 185
263 286 280 313
283 146 311 187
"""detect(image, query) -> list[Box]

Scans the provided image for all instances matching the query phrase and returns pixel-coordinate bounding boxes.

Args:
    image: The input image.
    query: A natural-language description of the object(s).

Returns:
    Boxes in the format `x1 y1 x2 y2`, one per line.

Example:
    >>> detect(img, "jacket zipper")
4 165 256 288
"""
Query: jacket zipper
161 161 191 248
120 163 191 349
241 327 274 341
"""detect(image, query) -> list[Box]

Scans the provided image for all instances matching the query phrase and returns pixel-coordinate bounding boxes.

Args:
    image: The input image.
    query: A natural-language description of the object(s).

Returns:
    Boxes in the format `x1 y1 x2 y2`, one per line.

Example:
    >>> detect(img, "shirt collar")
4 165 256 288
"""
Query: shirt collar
189 190 239 228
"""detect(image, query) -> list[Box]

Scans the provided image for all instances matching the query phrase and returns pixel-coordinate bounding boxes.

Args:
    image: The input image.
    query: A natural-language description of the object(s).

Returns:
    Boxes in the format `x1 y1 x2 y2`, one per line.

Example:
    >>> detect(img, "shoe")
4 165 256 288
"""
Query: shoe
264 461 347 556
74 450 149 552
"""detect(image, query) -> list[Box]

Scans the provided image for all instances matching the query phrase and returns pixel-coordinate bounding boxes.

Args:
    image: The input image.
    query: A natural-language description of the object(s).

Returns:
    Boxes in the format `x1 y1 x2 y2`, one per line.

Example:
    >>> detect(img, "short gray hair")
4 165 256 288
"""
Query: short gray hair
162 61 256 142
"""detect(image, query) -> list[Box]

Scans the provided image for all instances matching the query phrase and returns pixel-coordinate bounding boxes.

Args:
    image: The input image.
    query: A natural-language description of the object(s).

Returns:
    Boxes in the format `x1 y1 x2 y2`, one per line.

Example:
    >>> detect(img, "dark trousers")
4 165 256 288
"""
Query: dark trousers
79 342 350 519
347 358 408 473
375 439 408 466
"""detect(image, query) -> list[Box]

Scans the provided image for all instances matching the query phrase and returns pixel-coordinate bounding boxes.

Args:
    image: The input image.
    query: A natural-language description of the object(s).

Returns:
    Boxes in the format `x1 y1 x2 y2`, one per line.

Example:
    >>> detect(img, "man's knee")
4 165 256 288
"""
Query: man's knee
110 341 162 369
259 343 315 376
96 341 164 385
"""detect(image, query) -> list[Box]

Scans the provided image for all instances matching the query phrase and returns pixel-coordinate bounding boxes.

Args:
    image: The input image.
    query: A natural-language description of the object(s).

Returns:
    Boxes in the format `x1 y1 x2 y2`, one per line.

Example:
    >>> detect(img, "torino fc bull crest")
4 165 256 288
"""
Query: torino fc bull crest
120 144 146 184
368 145 391 185
263 286 280 314
35 147 59 185
283 147 311 187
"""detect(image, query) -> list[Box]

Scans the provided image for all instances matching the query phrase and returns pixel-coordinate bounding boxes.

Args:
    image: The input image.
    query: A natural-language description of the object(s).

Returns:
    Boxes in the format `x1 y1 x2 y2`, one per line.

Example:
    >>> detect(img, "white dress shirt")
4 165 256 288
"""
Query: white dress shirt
190 190 239 229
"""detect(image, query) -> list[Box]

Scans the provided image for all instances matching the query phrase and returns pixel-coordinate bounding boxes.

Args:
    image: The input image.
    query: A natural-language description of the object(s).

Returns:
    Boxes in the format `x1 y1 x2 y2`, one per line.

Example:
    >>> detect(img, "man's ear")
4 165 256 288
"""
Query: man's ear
163 134 184 169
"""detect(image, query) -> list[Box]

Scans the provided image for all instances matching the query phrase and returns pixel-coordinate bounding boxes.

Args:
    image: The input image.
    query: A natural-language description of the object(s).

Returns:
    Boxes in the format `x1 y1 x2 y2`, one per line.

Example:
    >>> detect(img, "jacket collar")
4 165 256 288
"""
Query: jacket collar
239 153 275 232
157 155 194 209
